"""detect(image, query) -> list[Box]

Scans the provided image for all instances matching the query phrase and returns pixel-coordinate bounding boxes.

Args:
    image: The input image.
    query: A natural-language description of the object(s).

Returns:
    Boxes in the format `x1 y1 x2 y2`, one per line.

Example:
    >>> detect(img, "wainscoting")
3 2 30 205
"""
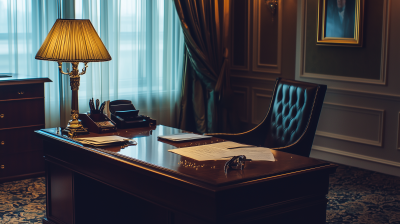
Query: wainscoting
229 0 400 177
295 0 400 177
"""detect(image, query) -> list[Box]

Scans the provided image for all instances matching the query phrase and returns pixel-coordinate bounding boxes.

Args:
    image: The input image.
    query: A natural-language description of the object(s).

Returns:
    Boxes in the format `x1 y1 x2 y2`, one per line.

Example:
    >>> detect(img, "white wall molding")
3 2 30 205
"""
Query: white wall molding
316 103 384 147
300 73 386 85
316 131 382 147
311 145 400 177
252 0 282 74
327 87 400 102
230 74 277 82
296 0 390 85
251 87 273 125
231 0 250 71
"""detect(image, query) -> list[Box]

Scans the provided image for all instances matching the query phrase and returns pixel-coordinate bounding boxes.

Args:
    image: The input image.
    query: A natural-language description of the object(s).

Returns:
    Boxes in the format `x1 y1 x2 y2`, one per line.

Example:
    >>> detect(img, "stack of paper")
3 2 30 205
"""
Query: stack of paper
158 133 212 141
75 136 135 147
168 141 275 161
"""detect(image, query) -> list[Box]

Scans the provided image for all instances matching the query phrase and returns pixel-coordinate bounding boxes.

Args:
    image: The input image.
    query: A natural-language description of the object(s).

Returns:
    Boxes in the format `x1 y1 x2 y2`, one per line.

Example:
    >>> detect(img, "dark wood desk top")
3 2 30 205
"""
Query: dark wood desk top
37 125 335 188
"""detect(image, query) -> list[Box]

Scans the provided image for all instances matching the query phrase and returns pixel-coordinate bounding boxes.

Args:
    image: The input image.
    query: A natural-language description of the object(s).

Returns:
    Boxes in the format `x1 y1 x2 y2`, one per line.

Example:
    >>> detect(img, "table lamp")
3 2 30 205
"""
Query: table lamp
35 19 111 136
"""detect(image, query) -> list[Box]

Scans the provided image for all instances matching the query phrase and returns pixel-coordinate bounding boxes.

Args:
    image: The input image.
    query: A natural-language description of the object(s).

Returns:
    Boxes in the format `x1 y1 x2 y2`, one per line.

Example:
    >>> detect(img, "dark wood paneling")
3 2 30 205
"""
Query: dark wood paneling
281 0 298 79
259 1 279 65
48 163 74 224
232 0 248 67
74 172 171 223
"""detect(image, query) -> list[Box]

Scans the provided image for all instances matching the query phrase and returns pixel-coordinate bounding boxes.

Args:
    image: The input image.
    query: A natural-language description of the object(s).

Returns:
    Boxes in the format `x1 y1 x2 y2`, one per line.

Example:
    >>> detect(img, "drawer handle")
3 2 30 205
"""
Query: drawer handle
18 91 24 95
1 141 3 145
0 114 3 118
1 165 4 169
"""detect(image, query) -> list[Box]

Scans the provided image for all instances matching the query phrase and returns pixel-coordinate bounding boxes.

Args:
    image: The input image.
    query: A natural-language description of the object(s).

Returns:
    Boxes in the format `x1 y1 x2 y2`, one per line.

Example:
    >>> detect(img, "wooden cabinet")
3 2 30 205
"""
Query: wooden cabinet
0 78 51 182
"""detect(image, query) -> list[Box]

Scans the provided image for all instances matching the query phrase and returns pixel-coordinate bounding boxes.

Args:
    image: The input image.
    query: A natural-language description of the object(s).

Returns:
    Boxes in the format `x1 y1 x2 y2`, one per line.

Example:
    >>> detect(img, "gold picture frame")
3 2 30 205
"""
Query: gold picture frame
317 0 364 47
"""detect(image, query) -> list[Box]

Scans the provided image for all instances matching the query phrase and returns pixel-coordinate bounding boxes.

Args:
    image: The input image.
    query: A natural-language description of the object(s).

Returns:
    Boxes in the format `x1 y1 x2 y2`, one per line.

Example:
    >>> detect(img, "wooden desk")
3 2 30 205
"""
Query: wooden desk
36 125 337 224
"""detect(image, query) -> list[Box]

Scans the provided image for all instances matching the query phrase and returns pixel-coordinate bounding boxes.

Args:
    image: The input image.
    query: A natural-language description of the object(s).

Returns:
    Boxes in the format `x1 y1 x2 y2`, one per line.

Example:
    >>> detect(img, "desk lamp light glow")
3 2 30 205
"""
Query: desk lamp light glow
35 19 111 136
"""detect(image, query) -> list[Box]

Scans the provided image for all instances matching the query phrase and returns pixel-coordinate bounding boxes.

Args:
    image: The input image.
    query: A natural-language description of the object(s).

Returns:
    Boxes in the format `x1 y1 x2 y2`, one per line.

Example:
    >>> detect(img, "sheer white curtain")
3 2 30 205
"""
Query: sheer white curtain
0 0 61 128
0 0 184 128
75 0 185 127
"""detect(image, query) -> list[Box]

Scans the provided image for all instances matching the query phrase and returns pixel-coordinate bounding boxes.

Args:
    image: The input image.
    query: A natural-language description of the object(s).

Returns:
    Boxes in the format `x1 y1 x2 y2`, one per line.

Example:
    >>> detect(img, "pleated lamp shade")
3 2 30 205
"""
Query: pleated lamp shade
35 19 111 62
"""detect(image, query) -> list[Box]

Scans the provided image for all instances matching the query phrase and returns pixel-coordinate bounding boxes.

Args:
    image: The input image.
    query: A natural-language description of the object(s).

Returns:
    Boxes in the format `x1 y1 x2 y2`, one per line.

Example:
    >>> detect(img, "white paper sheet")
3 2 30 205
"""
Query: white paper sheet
168 141 275 161
75 135 134 147
225 147 275 161
158 133 212 141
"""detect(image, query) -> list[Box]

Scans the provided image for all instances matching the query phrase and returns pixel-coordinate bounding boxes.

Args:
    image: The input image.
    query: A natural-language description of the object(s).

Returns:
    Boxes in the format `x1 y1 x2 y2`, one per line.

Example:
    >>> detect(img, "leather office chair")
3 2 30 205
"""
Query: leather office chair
206 78 327 157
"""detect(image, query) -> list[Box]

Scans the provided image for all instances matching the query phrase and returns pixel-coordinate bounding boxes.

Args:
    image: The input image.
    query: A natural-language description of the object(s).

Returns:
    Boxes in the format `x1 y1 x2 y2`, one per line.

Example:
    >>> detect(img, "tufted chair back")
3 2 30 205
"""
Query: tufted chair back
205 78 327 157
265 79 320 149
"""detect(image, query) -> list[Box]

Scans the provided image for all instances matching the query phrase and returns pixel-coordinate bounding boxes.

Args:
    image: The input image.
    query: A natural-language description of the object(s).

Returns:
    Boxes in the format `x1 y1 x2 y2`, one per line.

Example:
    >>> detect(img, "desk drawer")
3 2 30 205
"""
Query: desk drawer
0 99 44 128
0 151 44 179
0 126 44 155
0 83 43 100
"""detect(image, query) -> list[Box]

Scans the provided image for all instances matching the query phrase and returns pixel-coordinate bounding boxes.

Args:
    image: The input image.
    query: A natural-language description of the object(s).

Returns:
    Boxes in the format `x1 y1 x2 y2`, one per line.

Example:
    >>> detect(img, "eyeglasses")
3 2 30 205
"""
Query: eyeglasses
224 155 247 174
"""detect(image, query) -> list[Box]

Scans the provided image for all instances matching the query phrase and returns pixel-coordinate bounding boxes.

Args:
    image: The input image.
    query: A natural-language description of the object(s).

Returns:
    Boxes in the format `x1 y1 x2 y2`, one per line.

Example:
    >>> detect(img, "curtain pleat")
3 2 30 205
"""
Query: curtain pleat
174 0 238 133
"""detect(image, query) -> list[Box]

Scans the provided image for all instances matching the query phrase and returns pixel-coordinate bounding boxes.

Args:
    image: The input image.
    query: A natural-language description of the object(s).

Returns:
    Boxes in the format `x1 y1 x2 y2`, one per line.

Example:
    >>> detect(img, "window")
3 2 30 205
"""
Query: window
1 0 184 127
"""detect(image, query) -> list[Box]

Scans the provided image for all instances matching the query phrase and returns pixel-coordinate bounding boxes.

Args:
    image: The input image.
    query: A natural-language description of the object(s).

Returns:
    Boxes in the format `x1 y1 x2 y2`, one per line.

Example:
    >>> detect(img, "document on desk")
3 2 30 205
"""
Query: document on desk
168 141 275 161
75 135 136 147
158 133 212 141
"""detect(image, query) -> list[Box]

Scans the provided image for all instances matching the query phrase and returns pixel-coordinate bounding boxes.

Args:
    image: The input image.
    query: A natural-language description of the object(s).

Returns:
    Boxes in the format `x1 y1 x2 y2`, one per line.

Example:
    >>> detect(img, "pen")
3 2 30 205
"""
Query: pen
222 156 252 161
227 146 257 149
99 102 105 114
221 156 252 160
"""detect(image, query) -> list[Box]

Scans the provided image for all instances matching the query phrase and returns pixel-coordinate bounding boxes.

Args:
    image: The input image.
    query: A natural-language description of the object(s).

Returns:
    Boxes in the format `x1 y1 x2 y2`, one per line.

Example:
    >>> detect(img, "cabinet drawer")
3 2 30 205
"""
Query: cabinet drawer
0 126 44 155
0 99 44 128
0 83 43 100
0 151 44 179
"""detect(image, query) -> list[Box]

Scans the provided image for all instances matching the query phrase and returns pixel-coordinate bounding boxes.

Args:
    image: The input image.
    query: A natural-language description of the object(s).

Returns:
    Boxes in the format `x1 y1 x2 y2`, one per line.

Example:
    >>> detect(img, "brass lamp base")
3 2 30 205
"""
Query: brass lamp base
57 61 90 138
63 119 89 137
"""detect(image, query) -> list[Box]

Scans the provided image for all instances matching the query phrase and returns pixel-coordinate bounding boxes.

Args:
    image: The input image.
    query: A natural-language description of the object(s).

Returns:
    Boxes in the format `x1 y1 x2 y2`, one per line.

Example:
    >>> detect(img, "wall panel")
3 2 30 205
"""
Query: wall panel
251 88 272 125
232 86 250 123
317 103 384 147
296 0 400 176
252 0 282 74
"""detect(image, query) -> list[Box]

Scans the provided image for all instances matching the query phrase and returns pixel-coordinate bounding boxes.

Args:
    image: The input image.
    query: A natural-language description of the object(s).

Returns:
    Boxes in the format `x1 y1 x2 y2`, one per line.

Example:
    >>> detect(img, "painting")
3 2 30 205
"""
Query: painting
317 0 364 47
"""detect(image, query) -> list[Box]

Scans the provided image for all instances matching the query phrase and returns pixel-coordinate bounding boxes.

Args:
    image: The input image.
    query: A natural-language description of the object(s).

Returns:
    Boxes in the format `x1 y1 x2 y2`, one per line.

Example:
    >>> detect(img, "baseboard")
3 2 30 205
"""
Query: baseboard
310 145 400 177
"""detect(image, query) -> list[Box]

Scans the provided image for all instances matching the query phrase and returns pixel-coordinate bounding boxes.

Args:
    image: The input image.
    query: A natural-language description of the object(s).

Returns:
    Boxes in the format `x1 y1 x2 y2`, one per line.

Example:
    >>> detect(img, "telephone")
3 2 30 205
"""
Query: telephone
109 100 156 128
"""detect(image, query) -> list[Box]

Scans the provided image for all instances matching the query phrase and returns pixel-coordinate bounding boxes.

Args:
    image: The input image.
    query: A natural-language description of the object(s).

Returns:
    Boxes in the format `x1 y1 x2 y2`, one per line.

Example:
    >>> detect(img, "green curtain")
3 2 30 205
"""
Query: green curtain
174 0 237 134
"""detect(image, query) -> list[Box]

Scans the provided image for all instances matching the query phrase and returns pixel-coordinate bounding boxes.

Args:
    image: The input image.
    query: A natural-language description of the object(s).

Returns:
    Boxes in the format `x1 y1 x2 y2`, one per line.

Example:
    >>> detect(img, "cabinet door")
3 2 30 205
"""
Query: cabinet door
0 150 44 180
0 126 44 155
0 99 44 128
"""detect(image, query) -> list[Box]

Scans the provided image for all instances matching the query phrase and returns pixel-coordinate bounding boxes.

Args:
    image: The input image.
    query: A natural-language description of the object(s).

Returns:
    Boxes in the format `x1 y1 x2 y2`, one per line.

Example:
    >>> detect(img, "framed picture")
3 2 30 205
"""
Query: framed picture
317 0 364 47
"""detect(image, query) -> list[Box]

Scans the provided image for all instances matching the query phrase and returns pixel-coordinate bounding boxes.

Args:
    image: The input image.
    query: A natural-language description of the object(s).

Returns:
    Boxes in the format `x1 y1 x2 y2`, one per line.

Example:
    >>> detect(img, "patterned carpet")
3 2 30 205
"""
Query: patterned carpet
327 165 400 224
0 165 400 223
0 177 45 224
